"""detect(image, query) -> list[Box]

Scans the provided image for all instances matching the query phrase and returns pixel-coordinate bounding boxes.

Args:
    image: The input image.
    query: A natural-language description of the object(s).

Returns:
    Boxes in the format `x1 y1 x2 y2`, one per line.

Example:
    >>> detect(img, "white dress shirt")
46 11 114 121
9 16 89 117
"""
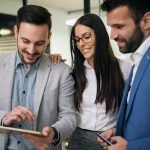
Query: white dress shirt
127 36 150 103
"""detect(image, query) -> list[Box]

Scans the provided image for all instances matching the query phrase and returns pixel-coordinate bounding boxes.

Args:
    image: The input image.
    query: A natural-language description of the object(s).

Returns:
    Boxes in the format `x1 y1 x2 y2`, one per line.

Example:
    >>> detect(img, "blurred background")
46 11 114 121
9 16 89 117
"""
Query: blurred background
0 0 126 66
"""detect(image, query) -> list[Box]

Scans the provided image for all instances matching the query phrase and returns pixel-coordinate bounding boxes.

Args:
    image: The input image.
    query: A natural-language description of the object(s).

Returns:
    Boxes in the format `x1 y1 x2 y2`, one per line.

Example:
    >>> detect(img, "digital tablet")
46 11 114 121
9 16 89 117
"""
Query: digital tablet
0 126 43 136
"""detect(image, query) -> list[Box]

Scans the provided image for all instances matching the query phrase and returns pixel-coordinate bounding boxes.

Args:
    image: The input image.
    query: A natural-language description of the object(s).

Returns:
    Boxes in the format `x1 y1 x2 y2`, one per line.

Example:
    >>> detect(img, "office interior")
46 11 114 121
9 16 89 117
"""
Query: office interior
0 0 128 66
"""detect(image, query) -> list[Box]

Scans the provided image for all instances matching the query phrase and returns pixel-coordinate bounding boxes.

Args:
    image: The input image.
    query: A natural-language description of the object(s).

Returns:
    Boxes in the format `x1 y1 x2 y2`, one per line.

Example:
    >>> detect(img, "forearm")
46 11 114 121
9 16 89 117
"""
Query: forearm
54 65 77 142
51 113 77 143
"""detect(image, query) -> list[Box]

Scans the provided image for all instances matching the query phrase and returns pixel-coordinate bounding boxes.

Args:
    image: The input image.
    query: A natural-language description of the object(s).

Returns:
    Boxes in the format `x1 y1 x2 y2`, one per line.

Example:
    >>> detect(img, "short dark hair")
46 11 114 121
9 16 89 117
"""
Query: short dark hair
101 0 150 24
17 5 52 31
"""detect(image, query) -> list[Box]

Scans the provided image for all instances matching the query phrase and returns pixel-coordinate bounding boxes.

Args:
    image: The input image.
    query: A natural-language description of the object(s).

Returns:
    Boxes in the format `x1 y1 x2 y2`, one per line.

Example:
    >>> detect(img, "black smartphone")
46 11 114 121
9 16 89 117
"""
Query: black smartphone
97 132 113 146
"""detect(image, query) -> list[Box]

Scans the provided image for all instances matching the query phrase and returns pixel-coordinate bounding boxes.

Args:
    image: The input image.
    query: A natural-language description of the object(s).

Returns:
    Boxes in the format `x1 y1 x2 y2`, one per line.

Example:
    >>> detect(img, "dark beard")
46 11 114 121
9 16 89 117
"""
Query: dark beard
125 25 144 53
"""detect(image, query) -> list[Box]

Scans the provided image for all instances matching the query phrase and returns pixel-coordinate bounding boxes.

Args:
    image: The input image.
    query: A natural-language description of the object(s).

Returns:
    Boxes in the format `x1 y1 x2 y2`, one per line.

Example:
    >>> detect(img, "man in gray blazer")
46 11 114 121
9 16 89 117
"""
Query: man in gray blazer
0 5 77 150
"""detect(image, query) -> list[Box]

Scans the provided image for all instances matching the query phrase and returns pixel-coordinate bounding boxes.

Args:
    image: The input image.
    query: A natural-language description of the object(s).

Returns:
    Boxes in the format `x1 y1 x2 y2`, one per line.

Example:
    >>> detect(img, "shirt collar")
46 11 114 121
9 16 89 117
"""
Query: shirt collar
131 36 150 63
83 59 93 69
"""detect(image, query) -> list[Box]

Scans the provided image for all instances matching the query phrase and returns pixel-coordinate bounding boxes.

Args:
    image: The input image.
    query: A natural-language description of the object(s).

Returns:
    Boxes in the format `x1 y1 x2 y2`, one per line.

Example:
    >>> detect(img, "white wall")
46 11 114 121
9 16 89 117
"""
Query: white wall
0 0 22 15
49 8 71 65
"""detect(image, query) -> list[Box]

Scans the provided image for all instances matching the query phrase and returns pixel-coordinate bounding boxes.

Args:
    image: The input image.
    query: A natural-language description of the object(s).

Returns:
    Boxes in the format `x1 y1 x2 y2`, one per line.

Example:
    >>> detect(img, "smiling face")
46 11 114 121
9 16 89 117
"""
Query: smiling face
74 24 96 66
107 6 144 53
14 22 50 65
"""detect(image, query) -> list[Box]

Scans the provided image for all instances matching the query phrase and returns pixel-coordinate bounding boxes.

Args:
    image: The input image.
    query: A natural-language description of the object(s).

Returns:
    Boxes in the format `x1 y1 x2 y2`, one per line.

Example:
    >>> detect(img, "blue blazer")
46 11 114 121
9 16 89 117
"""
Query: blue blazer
116 47 150 150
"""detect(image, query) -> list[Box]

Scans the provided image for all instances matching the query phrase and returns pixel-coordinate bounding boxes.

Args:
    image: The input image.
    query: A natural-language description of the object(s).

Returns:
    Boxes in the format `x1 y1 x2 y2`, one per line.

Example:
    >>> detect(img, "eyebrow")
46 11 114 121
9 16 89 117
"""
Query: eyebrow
21 37 46 43
75 32 93 38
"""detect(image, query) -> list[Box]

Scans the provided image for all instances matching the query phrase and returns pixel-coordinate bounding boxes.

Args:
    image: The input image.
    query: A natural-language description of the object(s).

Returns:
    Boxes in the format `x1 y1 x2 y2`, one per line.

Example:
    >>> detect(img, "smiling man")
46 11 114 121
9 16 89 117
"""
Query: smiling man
0 5 77 150
98 0 150 150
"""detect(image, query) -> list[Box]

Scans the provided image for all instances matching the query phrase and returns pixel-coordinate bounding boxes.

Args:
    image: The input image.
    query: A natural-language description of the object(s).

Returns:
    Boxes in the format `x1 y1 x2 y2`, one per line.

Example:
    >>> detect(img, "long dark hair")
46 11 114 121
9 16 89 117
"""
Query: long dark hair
70 13 124 113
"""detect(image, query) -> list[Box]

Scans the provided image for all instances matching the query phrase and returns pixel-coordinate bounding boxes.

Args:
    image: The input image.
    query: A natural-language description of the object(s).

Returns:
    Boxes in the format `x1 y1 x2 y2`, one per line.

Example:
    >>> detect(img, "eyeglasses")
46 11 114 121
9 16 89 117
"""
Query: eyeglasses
73 32 94 46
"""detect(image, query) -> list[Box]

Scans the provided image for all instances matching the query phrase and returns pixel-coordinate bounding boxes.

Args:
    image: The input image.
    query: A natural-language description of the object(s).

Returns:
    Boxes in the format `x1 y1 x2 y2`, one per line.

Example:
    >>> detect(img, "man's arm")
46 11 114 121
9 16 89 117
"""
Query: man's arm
24 63 77 149
51 64 77 141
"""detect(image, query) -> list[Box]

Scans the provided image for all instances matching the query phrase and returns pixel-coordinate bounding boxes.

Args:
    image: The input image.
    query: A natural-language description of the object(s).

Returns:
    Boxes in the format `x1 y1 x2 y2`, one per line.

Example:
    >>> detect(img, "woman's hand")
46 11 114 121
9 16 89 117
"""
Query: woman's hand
97 128 115 149
49 54 66 64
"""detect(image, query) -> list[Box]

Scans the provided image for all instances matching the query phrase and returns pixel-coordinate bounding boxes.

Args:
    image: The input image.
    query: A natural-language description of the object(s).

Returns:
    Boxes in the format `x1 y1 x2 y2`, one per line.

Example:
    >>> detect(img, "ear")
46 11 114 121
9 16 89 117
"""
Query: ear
13 25 18 39
48 31 52 39
47 32 52 45
48 32 52 41
141 12 150 30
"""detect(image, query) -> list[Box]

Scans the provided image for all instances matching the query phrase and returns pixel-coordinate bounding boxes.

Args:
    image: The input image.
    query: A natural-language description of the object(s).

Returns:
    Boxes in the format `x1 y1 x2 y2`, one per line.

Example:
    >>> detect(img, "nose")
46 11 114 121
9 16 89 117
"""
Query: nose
27 44 35 54
78 39 85 47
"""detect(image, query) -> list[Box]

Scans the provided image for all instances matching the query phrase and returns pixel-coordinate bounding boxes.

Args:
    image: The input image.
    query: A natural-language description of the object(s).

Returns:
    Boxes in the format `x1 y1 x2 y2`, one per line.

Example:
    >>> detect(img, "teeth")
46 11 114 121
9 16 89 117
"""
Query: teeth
82 49 89 52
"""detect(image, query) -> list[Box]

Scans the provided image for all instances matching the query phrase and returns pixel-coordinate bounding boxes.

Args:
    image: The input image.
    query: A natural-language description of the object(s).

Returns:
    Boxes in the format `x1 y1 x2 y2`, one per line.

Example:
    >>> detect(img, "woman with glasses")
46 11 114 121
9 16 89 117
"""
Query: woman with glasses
68 13 129 150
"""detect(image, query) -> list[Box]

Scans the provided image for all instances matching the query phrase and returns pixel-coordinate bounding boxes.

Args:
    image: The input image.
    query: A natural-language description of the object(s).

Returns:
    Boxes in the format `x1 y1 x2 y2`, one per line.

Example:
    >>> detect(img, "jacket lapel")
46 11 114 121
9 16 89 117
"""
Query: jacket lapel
33 55 52 128
116 65 133 136
125 48 150 122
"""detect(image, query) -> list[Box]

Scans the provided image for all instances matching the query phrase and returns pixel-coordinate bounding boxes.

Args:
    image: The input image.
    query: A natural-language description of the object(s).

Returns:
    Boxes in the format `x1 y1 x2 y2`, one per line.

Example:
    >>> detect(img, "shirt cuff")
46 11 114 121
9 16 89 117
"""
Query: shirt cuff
51 127 60 146
1 115 7 126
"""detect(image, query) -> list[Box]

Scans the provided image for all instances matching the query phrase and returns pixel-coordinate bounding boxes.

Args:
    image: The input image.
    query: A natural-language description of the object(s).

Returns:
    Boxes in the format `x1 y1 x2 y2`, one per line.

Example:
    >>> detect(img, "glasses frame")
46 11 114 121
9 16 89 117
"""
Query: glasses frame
73 32 95 46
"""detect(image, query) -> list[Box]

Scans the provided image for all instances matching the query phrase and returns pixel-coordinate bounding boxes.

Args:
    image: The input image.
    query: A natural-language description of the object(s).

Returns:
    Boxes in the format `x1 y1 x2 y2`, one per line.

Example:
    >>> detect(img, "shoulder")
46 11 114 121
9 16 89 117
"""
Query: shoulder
51 62 73 76
44 54 72 71
48 61 74 83
0 52 16 64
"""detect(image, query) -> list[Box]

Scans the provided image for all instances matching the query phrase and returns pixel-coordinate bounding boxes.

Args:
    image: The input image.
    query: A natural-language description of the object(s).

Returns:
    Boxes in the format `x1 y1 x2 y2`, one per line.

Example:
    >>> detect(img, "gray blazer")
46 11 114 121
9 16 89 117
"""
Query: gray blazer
0 52 77 150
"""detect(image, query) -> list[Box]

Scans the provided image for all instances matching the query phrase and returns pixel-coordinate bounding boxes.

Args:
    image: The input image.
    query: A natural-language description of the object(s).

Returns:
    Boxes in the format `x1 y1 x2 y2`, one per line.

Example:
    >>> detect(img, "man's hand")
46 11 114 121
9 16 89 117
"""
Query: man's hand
99 136 128 150
3 105 35 126
107 136 127 150
23 127 56 149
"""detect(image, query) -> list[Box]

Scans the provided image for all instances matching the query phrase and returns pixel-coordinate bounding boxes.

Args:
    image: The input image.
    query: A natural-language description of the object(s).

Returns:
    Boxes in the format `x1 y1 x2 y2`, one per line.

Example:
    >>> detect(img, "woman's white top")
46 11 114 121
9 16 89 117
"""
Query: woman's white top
78 59 130 131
